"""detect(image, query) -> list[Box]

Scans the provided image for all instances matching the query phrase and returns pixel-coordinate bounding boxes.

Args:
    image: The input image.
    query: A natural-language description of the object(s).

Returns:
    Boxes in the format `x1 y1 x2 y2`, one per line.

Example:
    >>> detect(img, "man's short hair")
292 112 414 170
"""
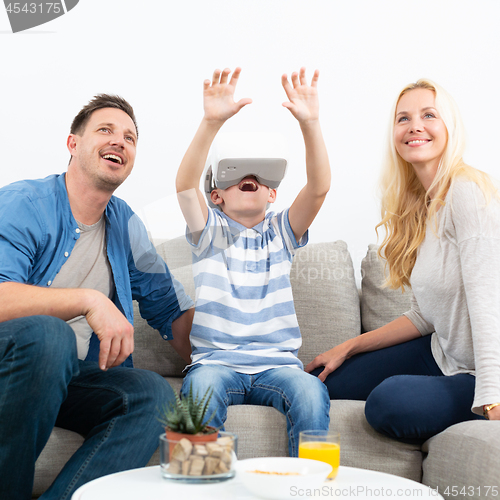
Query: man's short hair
70 94 138 137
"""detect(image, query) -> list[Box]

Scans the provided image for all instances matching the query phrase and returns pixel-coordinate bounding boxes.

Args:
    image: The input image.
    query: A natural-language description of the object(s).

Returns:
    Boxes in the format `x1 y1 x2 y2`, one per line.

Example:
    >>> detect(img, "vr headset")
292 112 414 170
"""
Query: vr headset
204 133 288 209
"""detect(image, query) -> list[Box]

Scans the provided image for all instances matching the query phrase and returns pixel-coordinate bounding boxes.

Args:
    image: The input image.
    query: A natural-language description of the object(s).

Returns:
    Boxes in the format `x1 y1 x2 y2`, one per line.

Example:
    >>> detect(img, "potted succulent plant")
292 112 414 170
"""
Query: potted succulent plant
157 382 218 442
158 384 235 477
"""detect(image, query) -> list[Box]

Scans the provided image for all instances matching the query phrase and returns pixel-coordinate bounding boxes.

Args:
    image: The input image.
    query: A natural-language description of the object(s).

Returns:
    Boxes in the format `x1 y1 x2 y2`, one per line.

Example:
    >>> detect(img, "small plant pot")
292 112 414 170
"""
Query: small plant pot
160 431 238 483
165 426 218 460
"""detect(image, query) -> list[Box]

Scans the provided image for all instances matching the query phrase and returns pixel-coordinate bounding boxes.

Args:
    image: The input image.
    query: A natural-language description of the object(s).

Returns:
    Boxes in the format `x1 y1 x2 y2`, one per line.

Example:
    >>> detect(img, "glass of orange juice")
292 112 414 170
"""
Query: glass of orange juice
298 430 340 480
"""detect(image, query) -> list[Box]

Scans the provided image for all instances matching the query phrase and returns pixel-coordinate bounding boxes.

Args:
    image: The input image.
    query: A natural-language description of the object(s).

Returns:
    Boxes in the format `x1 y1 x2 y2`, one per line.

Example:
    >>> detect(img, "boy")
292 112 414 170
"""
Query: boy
176 67 331 456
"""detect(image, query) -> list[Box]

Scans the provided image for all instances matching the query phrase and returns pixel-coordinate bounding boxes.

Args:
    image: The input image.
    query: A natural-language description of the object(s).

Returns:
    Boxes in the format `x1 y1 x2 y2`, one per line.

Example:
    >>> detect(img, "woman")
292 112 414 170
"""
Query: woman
307 79 500 442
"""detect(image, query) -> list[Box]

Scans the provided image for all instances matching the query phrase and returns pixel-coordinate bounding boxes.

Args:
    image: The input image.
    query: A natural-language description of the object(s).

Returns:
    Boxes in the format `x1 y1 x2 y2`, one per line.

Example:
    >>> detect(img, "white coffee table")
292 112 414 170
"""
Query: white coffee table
71 465 444 499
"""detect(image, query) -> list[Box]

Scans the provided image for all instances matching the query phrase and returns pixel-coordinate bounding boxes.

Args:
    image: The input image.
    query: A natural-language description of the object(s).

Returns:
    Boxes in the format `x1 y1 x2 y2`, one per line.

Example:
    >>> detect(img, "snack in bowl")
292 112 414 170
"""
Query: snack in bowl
235 457 332 499
249 470 301 476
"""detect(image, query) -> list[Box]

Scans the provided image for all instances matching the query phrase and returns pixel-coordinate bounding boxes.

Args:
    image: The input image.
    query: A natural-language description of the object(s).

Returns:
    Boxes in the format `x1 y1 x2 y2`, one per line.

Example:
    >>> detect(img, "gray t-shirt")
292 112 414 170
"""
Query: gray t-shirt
51 216 114 359
404 179 500 415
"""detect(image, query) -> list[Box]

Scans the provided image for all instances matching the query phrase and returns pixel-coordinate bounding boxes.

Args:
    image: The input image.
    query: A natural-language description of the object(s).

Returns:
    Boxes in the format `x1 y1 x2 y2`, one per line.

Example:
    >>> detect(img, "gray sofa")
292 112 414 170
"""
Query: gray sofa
33 240 500 499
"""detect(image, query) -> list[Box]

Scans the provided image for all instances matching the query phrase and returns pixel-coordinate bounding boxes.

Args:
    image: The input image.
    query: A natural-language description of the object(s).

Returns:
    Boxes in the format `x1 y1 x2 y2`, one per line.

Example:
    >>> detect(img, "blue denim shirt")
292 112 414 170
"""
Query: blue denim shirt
0 173 193 367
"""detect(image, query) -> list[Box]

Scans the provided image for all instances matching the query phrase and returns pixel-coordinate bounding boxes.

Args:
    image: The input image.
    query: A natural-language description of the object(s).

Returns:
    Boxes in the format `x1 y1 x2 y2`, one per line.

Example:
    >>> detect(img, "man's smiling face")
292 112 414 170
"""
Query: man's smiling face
69 107 138 192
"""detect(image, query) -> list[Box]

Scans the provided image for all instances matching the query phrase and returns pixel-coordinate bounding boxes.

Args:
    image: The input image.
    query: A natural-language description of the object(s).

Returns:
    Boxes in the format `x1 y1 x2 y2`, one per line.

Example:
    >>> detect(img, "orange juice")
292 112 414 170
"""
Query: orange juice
298 441 340 479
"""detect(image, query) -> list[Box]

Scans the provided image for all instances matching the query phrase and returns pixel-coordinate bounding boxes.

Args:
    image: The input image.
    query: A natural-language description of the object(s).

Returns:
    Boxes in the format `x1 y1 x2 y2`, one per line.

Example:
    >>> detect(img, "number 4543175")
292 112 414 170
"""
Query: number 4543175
5 3 62 14
443 485 498 497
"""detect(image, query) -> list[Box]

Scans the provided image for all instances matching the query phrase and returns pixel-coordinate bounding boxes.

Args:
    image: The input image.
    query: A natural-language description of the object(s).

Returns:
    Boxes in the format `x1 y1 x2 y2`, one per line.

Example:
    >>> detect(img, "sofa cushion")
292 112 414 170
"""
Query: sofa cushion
330 400 423 482
155 236 193 274
156 239 196 304
133 238 194 377
132 302 187 377
292 241 361 366
422 421 500 496
360 244 411 332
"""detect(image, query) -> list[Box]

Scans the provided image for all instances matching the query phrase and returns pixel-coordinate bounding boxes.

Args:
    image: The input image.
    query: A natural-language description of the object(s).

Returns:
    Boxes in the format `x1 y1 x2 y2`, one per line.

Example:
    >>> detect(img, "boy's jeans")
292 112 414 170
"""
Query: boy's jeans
0 315 175 500
182 364 331 457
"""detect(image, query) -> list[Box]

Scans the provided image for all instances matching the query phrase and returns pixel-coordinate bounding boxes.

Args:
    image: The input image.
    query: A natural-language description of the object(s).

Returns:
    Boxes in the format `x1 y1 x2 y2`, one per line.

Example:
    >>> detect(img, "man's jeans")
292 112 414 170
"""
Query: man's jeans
0 316 175 500
181 364 331 457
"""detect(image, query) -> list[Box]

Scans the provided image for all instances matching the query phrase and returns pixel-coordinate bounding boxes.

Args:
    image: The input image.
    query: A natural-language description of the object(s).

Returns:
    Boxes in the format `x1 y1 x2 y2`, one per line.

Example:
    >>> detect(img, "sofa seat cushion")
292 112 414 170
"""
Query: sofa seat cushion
330 400 423 482
148 399 423 482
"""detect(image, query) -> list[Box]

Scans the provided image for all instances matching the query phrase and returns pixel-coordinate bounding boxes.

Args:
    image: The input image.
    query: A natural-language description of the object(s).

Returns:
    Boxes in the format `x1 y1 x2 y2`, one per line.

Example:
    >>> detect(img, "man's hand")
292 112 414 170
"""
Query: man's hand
85 291 134 370
281 67 320 124
203 67 252 124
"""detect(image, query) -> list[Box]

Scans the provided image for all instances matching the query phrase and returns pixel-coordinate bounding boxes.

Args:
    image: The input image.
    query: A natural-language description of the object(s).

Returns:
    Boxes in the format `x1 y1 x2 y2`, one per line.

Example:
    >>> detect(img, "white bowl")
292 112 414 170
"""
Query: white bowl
235 457 332 499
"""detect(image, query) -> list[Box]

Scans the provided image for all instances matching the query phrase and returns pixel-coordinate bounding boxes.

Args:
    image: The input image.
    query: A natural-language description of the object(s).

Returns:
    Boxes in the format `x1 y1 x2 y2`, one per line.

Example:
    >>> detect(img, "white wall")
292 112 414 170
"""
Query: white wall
1 0 499 279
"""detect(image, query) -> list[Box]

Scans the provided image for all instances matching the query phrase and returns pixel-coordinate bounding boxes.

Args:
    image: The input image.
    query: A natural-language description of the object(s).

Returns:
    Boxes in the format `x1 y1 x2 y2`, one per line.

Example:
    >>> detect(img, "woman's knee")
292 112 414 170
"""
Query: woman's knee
365 375 425 438
365 382 396 435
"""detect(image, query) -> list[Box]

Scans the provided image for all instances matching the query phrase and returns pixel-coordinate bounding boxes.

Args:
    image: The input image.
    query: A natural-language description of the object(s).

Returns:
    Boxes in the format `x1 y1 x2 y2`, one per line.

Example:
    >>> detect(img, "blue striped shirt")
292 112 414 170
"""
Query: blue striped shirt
186 207 307 374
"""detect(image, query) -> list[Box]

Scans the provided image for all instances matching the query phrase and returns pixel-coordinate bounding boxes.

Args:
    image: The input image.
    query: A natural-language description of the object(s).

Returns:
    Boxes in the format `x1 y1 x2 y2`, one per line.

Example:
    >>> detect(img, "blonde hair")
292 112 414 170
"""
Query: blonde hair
377 79 495 290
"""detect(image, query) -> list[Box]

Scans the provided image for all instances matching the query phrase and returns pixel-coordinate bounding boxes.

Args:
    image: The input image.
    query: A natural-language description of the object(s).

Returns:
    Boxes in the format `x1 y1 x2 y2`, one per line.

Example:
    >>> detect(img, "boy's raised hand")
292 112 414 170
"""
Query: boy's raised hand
203 67 252 124
281 68 320 123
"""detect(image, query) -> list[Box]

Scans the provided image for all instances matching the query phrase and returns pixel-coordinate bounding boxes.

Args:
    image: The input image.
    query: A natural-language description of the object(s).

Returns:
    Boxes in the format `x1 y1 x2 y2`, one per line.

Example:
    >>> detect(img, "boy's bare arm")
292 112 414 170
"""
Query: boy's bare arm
176 68 252 238
282 68 331 242
168 307 194 364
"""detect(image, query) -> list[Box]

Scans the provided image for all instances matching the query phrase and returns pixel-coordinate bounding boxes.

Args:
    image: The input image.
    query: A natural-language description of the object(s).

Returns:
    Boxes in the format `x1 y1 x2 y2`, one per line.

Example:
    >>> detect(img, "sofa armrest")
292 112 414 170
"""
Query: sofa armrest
422 421 500 496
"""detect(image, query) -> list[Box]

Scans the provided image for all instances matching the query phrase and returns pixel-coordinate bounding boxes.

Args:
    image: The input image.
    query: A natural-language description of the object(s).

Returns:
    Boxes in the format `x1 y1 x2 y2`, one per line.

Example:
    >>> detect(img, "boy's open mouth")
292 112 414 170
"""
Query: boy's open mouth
239 179 258 192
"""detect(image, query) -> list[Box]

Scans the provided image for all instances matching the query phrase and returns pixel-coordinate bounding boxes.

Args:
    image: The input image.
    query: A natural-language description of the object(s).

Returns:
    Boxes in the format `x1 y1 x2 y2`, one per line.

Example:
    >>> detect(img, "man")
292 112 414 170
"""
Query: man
0 95 194 500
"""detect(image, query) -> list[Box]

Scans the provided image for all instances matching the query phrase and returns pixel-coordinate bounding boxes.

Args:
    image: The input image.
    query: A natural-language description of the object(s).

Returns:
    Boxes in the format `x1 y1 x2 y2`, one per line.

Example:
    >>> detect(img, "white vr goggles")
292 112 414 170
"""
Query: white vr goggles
204 133 288 209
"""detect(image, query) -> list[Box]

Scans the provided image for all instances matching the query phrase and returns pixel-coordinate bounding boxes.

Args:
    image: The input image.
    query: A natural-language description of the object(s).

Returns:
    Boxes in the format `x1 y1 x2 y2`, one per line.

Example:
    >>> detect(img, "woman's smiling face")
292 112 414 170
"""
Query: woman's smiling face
394 88 448 173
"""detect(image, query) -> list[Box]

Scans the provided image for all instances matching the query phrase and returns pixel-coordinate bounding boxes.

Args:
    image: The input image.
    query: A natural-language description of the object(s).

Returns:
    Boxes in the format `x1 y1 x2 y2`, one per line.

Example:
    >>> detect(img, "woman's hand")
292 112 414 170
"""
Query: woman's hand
306 317 422 383
485 404 500 420
305 342 350 382
203 67 252 124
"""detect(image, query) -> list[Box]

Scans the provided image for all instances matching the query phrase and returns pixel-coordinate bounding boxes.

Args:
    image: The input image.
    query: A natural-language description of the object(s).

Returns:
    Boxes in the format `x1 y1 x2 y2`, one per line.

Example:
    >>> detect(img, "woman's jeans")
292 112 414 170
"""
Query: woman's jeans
0 316 175 500
181 363 331 457
310 335 484 443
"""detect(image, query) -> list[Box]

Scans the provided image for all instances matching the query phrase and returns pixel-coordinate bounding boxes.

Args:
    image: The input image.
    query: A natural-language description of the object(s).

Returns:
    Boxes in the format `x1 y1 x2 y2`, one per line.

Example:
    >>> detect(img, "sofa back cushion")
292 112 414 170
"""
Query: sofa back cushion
133 239 361 376
132 237 193 377
292 240 360 366
360 244 411 332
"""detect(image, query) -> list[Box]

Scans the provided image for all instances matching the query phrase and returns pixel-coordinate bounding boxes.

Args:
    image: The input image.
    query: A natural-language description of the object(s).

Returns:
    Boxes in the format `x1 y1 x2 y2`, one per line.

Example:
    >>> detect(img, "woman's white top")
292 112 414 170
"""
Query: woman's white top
404 179 500 415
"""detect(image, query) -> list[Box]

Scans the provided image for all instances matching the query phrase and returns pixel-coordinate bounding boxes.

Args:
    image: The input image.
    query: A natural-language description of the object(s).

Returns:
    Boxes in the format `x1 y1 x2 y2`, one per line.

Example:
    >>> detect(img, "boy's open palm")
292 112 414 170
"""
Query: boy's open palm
281 68 320 123
204 67 252 124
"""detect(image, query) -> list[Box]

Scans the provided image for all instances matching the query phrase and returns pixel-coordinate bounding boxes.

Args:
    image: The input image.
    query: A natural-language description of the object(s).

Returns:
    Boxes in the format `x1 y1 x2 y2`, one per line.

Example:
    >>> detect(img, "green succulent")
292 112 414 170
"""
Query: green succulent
157 382 217 435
